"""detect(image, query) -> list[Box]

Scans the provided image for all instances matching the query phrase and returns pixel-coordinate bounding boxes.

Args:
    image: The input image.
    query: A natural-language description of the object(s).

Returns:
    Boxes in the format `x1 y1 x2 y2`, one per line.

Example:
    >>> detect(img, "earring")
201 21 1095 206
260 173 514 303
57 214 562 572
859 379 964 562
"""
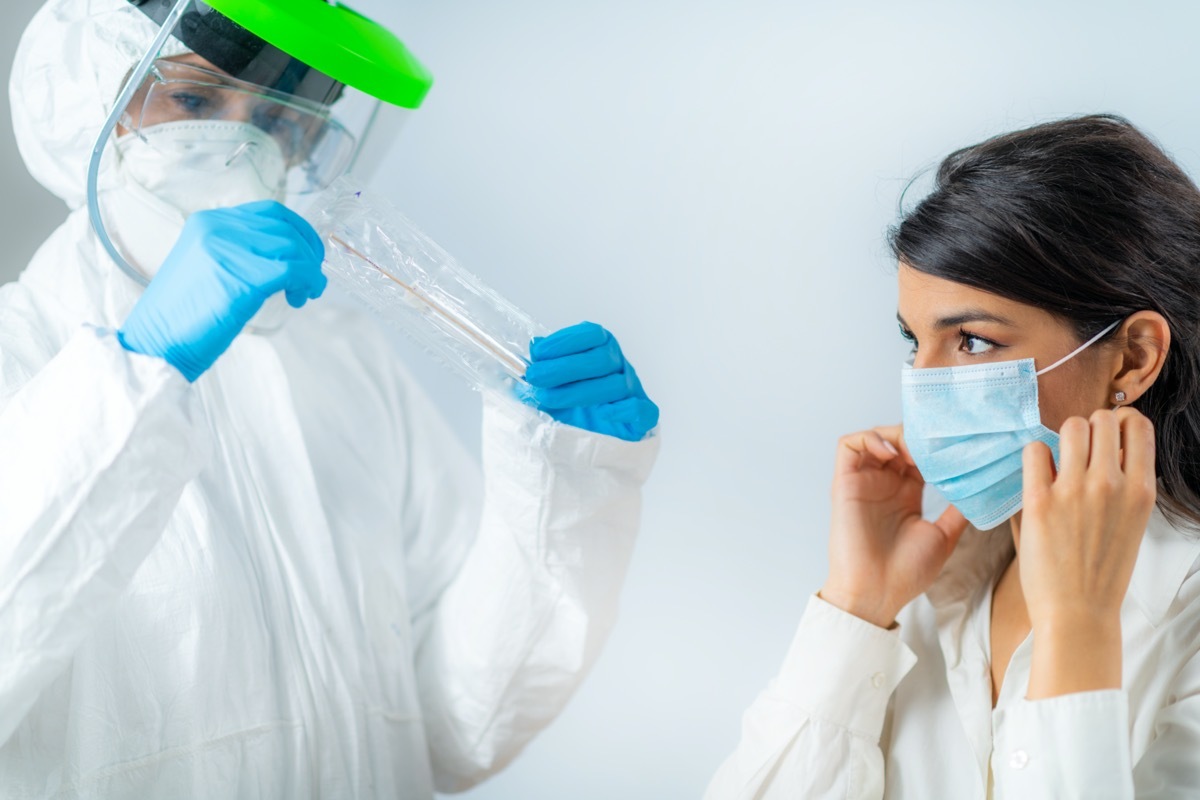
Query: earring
1114 391 1127 404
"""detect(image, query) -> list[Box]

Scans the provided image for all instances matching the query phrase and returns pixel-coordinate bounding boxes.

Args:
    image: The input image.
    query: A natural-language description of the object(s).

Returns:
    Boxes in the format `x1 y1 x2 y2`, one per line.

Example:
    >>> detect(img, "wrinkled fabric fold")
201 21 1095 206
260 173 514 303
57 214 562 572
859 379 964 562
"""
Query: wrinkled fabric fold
0 327 206 748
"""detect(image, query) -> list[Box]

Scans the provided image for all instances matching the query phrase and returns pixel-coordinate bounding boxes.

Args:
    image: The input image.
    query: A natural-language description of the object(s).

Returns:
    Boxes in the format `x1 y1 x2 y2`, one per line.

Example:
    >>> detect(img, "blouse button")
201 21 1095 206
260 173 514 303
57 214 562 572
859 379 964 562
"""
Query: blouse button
1009 750 1029 770
870 672 885 689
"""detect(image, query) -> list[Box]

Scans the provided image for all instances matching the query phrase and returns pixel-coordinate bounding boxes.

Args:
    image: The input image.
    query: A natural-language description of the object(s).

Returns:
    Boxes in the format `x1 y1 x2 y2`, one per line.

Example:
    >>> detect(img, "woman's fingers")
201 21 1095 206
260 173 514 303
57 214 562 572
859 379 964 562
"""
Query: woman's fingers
933 504 969 552
1028 408 1156 513
1023 440 1055 503
835 428 909 475
1087 409 1122 477
1118 407 1157 496
873 424 918 467
1057 416 1090 479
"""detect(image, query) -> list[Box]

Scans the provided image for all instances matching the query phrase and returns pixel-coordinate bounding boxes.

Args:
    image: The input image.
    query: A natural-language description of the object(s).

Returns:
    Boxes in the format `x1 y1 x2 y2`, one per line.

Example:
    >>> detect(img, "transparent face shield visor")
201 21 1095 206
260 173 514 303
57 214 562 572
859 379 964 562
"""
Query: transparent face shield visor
87 0 408 296
113 58 360 205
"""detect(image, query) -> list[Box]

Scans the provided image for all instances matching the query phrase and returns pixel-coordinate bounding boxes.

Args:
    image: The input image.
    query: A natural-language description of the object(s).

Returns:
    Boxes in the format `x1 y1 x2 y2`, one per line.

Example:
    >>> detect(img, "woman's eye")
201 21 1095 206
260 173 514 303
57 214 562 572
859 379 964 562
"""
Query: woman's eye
169 91 209 115
960 333 994 355
898 326 917 350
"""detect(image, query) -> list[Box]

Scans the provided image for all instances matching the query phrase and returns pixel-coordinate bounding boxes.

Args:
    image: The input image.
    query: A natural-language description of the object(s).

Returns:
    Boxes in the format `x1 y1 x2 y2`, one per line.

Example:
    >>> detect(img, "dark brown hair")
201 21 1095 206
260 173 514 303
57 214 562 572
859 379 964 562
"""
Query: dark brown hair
890 114 1200 527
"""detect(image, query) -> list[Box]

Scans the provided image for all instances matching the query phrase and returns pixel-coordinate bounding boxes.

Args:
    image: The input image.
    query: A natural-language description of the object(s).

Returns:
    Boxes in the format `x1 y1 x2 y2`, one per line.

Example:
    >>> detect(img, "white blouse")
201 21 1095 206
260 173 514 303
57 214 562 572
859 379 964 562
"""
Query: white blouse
705 507 1200 799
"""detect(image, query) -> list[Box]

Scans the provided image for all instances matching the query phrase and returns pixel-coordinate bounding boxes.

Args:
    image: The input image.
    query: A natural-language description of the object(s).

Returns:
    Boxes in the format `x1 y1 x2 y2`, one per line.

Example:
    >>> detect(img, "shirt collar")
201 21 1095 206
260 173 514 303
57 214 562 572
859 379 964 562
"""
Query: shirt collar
1128 505 1200 627
925 505 1200 629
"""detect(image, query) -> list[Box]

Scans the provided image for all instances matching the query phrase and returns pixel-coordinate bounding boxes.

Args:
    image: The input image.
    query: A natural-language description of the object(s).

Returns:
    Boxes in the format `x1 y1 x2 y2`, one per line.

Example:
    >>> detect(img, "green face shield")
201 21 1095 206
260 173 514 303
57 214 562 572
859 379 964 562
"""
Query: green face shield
88 0 433 289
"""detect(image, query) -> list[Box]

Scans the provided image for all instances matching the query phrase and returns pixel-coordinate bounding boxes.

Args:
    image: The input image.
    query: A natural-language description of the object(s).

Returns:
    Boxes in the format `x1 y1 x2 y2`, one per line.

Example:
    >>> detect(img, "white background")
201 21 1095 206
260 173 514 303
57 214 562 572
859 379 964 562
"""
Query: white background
4 2 1200 797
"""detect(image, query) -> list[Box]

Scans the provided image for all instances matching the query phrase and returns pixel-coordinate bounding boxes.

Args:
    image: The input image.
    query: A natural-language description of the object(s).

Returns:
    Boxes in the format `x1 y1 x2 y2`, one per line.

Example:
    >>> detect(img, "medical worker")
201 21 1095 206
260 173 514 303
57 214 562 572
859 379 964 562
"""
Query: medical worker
707 116 1200 798
0 0 660 797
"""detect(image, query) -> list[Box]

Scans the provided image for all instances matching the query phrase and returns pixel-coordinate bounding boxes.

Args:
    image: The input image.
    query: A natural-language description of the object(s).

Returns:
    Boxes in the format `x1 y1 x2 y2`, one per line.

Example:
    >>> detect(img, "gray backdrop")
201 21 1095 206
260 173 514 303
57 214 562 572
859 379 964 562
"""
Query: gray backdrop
5 1 1200 798
1 1 62 276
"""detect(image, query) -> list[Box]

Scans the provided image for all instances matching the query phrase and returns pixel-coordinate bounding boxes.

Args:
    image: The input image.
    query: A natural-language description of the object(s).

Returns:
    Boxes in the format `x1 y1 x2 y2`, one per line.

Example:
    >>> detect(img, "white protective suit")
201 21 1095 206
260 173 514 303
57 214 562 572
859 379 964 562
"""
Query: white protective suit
0 1 660 797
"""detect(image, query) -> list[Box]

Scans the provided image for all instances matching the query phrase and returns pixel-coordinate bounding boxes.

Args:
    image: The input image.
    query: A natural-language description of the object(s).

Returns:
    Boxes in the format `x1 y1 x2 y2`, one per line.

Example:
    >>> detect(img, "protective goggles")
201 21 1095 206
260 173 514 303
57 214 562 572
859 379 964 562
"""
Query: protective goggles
119 58 356 195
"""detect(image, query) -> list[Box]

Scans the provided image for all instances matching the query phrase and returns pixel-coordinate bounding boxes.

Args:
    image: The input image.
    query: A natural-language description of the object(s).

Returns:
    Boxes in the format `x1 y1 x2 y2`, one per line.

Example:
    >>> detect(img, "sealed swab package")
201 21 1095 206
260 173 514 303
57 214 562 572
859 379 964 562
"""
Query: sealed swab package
306 180 548 392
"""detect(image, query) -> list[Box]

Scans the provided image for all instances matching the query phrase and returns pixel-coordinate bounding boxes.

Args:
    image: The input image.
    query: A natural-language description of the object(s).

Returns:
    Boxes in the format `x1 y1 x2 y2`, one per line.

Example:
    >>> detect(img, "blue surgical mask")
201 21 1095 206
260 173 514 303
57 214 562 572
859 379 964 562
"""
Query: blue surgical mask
901 320 1122 530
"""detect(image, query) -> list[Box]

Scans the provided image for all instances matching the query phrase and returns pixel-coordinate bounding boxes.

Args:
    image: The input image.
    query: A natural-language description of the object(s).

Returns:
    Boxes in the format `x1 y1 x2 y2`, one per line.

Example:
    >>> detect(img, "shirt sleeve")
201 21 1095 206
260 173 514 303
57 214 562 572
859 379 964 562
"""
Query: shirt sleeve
0 324 207 748
410 391 660 793
1133 649 1200 796
705 594 918 800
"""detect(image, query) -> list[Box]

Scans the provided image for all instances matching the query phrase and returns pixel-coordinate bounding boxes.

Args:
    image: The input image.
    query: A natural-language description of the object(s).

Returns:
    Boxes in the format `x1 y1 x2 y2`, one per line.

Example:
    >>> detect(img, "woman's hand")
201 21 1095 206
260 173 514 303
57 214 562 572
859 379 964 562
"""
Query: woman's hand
820 425 969 629
1020 408 1157 699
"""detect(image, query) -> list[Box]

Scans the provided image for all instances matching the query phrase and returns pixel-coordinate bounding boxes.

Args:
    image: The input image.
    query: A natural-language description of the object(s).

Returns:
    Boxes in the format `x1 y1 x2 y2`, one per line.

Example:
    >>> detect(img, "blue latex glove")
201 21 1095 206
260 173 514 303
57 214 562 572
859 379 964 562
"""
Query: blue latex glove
118 201 327 382
522 321 659 442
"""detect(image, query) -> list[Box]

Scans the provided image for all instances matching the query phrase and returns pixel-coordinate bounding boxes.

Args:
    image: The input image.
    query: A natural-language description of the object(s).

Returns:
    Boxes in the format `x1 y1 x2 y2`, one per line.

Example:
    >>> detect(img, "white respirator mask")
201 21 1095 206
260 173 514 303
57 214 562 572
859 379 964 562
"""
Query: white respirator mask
103 120 287 279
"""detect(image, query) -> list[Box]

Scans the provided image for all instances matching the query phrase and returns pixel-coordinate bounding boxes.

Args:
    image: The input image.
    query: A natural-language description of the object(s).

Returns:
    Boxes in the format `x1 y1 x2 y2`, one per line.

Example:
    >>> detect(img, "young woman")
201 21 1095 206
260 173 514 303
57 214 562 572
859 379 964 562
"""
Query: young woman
706 115 1200 799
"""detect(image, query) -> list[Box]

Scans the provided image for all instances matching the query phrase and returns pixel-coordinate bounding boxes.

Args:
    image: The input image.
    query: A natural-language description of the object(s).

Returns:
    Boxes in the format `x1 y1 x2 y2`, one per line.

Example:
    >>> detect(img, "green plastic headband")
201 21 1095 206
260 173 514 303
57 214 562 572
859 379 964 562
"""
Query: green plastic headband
201 0 433 109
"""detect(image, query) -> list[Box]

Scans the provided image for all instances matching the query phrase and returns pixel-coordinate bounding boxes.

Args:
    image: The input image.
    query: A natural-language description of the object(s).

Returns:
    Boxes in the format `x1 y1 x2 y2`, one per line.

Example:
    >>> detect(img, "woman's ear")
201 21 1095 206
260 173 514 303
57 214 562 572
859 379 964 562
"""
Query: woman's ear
1112 311 1171 404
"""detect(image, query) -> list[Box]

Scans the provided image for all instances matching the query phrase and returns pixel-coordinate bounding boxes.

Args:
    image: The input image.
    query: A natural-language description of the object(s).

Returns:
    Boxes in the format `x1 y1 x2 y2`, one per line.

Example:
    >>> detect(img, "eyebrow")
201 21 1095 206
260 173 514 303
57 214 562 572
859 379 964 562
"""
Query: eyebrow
896 309 1016 331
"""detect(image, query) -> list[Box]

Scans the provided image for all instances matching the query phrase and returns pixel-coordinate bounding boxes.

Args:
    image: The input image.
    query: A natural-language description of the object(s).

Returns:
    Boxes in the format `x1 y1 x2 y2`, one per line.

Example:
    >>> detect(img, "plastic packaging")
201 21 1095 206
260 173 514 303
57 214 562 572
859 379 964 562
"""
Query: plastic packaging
305 179 547 392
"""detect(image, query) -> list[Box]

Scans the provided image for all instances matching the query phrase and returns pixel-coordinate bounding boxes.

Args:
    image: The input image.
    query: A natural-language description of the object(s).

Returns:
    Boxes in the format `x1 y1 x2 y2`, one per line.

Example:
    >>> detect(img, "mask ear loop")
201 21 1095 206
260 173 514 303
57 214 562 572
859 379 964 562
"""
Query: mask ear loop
1035 318 1124 376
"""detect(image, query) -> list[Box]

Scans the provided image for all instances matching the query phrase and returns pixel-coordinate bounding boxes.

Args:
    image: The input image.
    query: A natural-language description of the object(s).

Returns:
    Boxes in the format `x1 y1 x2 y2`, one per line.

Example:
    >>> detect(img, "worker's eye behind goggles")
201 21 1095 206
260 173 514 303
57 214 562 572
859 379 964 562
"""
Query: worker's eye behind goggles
121 59 357 196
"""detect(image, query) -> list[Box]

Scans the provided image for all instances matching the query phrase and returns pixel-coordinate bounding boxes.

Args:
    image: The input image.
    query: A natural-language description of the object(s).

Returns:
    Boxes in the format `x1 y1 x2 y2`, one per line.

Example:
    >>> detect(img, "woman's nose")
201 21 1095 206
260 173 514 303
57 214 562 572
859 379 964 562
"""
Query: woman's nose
910 350 948 370
225 95 259 124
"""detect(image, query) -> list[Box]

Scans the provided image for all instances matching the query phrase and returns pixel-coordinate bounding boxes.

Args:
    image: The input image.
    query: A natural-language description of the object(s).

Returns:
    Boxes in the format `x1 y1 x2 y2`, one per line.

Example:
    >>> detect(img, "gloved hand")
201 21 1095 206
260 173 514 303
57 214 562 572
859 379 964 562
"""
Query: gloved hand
522 321 659 442
118 200 327 382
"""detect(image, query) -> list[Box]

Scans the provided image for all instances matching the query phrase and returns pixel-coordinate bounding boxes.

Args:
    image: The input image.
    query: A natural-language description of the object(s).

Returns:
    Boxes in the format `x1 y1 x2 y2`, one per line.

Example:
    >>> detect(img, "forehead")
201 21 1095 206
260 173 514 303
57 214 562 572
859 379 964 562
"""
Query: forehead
902 263 1022 316
162 52 230 78
897 264 1039 325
